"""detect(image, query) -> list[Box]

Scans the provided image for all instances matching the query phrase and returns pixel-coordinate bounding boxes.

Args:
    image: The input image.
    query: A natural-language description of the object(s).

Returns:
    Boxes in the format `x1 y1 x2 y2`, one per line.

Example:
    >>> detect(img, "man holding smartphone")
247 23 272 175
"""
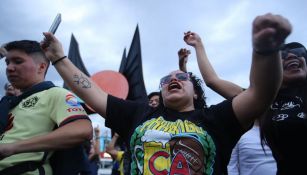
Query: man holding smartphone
0 40 92 175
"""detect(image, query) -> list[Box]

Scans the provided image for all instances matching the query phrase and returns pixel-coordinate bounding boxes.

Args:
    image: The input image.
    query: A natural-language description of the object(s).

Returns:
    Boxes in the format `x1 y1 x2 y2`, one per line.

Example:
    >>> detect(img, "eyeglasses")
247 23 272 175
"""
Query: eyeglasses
281 47 307 59
160 72 190 87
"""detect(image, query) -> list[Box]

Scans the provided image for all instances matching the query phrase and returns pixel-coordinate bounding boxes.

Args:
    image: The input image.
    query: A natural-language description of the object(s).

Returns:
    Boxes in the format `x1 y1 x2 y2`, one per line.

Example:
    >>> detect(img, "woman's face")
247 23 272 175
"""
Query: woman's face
281 47 307 88
160 70 195 110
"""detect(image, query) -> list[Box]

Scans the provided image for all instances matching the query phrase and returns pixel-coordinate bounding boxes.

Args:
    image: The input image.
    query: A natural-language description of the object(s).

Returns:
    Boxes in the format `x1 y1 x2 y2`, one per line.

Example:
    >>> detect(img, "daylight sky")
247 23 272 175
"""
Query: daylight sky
1 0 307 134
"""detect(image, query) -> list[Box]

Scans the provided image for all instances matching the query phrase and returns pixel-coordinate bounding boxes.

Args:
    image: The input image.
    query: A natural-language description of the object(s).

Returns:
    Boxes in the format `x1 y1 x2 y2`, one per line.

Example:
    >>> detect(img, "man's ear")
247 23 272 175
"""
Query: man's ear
38 62 47 74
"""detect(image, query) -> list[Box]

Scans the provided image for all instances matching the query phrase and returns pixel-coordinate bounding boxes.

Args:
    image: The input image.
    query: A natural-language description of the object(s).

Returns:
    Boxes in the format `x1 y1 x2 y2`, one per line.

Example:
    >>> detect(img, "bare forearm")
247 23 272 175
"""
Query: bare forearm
195 42 218 81
107 134 119 151
12 120 92 154
249 51 282 108
233 51 282 128
209 80 243 99
179 63 187 73
195 43 243 99
54 58 108 117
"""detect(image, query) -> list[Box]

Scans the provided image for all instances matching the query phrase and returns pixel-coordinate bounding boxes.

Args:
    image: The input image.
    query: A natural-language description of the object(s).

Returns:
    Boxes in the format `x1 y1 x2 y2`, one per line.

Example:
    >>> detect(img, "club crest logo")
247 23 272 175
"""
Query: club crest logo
22 96 39 108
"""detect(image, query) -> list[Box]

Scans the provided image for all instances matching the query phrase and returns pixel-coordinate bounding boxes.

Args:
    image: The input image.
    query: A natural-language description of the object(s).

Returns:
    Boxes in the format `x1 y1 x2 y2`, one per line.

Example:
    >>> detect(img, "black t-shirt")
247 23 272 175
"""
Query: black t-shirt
106 95 245 175
269 88 307 175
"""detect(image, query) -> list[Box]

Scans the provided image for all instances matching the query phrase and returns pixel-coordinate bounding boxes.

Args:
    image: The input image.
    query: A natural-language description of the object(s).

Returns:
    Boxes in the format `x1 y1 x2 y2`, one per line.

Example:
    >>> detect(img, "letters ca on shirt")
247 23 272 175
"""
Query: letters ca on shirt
130 116 216 175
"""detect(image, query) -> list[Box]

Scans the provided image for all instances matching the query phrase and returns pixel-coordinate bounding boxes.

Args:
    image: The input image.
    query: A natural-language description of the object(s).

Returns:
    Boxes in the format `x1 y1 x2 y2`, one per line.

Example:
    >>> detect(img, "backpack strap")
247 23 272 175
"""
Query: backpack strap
0 151 48 175
0 161 42 175
0 81 55 134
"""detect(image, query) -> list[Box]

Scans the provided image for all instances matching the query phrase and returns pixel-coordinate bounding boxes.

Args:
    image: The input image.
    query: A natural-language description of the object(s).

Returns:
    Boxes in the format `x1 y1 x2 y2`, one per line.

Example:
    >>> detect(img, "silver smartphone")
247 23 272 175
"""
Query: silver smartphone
1 14 62 59
48 13 61 34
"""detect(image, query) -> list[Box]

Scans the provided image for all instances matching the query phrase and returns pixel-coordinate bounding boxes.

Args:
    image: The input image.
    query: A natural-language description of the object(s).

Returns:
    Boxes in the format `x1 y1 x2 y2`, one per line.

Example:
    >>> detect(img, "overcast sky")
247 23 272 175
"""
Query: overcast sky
1 0 307 134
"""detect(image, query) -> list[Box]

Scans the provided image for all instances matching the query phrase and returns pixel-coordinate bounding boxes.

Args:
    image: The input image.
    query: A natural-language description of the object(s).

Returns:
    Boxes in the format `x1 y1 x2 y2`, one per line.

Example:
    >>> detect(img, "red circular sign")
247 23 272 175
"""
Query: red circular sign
84 70 129 113
91 70 129 99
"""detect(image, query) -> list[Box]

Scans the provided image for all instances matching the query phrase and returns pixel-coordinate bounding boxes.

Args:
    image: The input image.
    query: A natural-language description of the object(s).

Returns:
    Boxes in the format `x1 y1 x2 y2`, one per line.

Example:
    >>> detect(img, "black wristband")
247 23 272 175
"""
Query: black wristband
254 48 280 56
254 44 284 56
52 56 67 65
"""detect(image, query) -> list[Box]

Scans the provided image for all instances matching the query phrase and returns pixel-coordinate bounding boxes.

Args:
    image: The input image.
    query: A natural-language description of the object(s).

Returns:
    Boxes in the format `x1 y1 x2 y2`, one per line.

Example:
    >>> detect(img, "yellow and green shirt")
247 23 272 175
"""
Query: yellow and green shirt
0 87 89 175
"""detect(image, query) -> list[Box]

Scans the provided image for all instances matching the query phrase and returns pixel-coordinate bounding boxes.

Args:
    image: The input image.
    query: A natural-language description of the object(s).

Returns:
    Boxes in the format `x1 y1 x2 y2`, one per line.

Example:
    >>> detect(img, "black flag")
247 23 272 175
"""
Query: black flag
119 25 148 103
119 48 127 73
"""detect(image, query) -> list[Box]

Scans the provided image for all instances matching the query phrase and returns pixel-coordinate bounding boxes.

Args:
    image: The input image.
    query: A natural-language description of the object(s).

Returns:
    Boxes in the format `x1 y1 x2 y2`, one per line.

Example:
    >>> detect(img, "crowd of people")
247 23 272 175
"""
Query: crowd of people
0 12 306 175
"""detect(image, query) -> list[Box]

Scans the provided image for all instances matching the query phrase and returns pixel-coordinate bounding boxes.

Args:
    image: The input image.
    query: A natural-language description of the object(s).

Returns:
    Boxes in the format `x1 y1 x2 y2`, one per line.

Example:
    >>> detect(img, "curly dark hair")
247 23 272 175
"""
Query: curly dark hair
188 72 207 109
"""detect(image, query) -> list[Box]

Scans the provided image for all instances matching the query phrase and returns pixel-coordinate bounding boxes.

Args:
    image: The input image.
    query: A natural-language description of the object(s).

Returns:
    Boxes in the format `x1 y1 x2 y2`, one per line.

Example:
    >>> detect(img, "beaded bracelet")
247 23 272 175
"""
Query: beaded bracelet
52 56 67 65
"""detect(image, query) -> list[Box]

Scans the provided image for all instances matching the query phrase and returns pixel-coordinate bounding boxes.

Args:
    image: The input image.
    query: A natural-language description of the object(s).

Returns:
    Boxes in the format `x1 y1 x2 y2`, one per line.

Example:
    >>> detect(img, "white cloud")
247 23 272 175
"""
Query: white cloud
210 1 251 42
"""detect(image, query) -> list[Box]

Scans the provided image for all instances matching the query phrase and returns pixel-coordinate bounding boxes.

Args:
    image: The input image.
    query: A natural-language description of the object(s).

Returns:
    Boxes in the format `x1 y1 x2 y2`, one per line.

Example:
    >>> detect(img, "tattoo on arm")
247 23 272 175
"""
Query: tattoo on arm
73 74 91 88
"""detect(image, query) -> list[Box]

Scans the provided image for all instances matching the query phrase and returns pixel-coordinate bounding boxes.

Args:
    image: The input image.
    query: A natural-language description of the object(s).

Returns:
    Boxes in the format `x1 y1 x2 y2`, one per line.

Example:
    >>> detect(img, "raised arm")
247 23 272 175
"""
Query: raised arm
184 31 243 99
41 32 108 117
105 133 120 160
232 13 291 129
178 48 190 73
89 127 101 160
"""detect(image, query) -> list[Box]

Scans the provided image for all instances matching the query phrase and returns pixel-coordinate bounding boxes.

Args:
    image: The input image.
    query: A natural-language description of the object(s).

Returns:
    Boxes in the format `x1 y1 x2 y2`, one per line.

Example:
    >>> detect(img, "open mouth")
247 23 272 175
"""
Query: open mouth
284 60 301 70
168 82 182 91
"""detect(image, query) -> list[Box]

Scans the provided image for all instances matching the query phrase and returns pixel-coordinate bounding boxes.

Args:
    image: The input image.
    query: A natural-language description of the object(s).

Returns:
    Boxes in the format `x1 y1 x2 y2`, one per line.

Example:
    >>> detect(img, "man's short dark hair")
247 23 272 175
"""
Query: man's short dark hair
4 40 50 76
4 40 44 54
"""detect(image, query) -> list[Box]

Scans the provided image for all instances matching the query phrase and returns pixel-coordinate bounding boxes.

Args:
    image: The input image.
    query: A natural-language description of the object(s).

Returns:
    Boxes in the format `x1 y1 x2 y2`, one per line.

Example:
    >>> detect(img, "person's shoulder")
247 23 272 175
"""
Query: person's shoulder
46 87 71 94
207 98 233 110
44 87 79 100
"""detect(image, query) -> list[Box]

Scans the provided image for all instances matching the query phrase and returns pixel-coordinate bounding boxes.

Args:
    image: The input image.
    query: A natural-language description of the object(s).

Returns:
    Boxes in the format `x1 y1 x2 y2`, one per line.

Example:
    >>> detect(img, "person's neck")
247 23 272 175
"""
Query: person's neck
178 105 195 112
166 103 195 112
21 80 45 93
281 80 305 89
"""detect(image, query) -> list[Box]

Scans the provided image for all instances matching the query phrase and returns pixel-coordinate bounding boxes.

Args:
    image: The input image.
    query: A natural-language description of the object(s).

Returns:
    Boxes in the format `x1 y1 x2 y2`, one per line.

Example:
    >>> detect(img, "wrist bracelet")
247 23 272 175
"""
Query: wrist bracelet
52 56 67 65
254 49 279 56
254 44 284 56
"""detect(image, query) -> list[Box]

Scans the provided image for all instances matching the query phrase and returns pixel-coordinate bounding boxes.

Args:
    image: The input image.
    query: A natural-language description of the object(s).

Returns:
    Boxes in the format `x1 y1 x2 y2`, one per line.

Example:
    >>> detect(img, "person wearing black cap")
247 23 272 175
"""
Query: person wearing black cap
259 41 307 175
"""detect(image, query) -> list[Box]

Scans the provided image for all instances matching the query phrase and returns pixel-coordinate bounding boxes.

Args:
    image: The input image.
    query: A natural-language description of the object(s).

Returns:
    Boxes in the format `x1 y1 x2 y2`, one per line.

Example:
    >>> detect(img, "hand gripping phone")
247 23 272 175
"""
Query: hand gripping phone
0 14 62 59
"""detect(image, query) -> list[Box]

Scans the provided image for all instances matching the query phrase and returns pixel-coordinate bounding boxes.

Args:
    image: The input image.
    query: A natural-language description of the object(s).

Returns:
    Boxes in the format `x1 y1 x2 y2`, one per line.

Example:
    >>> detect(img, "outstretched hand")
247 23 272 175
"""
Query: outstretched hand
40 32 65 62
252 13 292 54
178 48 191 59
